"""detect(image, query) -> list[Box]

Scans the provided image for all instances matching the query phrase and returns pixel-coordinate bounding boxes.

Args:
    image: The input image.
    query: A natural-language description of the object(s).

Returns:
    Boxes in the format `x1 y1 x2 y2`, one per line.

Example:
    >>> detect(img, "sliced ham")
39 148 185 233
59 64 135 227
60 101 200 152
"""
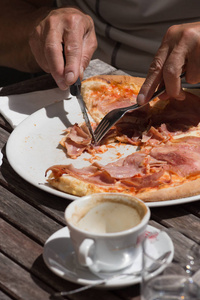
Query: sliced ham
103 152 147 178
67 123 91 144
141 126 169 146
150 137 200 177
61 91 200 159
63 140 87 158
46 148 168 189
151 92 200 131
47 136 200 192
61 123 92 158
121 170 165 190
46 163 116 185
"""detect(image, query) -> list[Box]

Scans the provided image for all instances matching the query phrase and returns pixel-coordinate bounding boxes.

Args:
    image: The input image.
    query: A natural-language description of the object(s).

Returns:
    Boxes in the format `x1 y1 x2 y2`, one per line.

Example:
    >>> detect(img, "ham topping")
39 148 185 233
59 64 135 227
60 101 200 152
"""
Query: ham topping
61 123 92 158
121 170 165 190
60 91 200 160
47 136 200 191
103 152 147 178
46 148 167 190
46 163 116 185
151 92 200 131
141 126 169 146
150 137 200 177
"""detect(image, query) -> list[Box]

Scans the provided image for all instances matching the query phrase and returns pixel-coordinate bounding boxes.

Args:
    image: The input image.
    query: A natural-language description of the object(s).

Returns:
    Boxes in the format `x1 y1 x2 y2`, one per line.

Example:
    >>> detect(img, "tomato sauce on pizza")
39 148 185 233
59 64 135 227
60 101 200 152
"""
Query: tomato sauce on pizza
46 75 200 202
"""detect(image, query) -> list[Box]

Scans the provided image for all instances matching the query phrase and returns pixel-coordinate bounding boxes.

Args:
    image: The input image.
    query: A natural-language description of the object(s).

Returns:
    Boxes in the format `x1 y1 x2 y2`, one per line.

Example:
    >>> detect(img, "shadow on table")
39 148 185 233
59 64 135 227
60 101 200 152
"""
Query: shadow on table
31 253 128 300
1 150 71 215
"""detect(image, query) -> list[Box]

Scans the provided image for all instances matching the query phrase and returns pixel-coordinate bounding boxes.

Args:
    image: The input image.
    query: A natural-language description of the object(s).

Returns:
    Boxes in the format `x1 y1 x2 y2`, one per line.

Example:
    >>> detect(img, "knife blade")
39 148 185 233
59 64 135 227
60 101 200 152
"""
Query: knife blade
70 77 96 143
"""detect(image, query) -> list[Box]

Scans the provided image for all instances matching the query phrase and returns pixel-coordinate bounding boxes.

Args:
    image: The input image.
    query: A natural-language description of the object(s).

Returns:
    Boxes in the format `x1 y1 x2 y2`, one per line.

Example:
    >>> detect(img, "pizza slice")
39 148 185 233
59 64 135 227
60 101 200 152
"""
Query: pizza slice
45 75 200 202
81 75 145 123
46 135 200 202
59 75 155 159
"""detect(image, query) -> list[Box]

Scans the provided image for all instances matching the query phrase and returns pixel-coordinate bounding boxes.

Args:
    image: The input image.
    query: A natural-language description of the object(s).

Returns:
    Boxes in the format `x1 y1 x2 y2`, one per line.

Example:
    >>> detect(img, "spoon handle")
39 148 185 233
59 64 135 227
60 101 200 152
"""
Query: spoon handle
54 279 107 296
53 250 171 297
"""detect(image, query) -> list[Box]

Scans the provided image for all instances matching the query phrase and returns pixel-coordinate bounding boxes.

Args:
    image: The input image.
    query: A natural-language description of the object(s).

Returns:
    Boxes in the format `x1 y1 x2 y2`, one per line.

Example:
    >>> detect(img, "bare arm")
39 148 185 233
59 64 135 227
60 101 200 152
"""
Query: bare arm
0 0 97 89
0 0 54 72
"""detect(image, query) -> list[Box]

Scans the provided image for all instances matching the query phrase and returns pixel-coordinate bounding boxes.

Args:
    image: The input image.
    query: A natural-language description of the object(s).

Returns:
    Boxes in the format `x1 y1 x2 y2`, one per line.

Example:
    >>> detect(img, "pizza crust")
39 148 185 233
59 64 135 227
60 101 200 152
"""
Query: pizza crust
137 177 200 202
47 173 200 202
47 173 124 196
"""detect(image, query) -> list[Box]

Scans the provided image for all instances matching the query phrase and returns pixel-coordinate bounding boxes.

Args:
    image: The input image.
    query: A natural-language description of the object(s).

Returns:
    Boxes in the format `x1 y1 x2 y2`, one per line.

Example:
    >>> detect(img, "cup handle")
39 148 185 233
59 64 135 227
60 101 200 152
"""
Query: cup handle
78 238 94 267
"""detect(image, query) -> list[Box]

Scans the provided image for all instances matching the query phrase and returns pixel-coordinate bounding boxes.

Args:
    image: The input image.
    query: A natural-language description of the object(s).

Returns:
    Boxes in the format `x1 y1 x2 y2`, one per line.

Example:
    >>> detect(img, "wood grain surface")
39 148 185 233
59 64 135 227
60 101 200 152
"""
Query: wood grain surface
0 59 199 300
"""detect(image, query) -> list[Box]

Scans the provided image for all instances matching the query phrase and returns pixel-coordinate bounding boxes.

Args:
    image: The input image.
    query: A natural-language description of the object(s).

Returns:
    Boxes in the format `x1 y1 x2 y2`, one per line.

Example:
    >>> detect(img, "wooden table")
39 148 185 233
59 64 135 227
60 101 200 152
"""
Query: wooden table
0 59 200 300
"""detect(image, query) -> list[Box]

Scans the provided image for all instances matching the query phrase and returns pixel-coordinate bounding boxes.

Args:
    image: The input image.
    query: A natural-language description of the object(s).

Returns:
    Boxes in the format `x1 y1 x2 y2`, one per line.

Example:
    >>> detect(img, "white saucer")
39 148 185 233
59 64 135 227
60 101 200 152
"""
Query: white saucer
43 225 174 289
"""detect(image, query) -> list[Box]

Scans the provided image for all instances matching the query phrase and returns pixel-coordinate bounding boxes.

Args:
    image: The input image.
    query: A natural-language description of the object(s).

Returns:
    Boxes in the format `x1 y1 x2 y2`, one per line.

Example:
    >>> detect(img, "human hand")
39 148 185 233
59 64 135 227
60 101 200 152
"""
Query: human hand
137 22 200 105
29 7 97 90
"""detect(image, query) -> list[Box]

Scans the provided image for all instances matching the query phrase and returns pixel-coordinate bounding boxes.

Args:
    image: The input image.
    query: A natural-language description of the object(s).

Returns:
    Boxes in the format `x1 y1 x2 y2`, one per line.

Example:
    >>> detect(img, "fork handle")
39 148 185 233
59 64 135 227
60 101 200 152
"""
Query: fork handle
125 71 186 112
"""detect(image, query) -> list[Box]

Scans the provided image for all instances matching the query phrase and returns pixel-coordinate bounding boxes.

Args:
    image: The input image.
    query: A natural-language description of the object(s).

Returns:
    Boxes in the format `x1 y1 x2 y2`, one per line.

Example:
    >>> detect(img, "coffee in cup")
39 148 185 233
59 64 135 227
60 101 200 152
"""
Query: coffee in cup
65 193 150 273
74 200 142 233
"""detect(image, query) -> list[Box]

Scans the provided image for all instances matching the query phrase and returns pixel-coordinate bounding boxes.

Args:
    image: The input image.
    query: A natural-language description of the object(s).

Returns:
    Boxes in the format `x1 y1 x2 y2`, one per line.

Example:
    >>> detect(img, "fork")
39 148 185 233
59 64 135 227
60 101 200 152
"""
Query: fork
94 73 185 144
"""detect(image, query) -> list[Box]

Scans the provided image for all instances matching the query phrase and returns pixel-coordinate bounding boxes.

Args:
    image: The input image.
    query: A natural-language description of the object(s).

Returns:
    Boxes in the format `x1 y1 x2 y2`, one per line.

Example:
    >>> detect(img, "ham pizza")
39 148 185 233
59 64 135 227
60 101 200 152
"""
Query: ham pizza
45 75 200 202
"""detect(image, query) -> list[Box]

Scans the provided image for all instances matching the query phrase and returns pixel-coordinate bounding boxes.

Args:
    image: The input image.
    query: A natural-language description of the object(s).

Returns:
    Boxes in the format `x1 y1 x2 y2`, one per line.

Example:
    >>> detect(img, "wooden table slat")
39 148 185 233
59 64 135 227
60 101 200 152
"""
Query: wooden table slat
0 185 62 244
1 221 126 300
0 158 69 224
0 59 200 300
0 290 14 300
0 253 57 300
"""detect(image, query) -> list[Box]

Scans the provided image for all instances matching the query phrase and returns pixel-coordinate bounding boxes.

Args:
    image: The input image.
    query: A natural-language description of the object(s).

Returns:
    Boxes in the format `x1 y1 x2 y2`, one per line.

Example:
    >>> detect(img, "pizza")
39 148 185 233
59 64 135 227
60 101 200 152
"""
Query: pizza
45 75 200 202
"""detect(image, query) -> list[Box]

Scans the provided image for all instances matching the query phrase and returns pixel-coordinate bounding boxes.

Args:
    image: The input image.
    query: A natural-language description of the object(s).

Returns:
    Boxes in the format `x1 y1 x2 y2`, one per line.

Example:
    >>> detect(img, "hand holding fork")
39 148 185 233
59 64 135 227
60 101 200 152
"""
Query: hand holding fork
94 72 185 144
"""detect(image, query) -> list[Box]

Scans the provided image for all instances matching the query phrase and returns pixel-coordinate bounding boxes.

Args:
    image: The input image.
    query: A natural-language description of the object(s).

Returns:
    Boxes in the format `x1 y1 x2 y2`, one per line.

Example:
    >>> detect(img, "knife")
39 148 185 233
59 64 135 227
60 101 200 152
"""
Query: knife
70 77 96 143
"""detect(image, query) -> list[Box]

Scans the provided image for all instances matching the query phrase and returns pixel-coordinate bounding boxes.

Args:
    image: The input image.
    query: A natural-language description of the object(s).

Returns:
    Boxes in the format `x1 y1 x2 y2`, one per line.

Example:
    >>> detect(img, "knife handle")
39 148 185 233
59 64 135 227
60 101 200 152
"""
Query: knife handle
70 77 81 96
63 42 82 96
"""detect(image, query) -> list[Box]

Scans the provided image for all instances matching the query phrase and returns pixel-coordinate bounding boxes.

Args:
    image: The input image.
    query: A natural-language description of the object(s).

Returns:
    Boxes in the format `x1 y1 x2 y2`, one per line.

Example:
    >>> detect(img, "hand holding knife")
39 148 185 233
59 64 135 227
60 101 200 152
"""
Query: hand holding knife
70 77 96 143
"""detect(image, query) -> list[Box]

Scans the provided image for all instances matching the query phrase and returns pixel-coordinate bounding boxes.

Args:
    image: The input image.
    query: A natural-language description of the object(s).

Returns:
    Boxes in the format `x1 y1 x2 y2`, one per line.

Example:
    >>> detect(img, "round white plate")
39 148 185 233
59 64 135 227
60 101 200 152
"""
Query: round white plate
42 225 174 289
6 99 200 207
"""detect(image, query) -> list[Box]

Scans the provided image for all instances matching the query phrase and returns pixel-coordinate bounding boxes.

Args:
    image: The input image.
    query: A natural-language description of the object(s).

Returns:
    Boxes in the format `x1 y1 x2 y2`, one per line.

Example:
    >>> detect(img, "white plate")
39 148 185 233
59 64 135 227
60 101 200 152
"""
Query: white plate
42 225 174 289
6 99 200 207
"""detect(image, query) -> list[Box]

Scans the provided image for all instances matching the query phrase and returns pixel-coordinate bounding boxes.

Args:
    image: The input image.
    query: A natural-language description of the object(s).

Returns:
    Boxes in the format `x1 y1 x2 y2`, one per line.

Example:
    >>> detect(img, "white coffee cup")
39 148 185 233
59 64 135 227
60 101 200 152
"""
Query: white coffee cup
65 193 150 273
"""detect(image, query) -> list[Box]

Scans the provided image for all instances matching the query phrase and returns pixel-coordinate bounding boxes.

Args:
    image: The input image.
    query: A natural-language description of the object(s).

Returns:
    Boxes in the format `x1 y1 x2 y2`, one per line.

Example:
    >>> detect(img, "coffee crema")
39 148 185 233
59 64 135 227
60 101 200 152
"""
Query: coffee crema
74 201 141 234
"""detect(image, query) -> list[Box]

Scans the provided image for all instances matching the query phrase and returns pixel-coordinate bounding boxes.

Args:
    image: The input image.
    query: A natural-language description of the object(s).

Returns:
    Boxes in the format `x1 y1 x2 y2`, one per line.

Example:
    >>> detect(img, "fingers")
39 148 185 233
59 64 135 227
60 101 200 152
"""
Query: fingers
160 25 187 100
80 16 97 77
137 45 168 105
44 29 67 89
137 22 200 105
181 26 200 84
162 51 186 100
29 8 97 90
63 14 97 85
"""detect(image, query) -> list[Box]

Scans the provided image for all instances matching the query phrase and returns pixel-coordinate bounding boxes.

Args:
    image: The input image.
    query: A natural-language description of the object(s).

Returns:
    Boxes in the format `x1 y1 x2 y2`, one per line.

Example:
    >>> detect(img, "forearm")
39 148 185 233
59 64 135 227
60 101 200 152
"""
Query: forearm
0 0 55 72
0 0 97 88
